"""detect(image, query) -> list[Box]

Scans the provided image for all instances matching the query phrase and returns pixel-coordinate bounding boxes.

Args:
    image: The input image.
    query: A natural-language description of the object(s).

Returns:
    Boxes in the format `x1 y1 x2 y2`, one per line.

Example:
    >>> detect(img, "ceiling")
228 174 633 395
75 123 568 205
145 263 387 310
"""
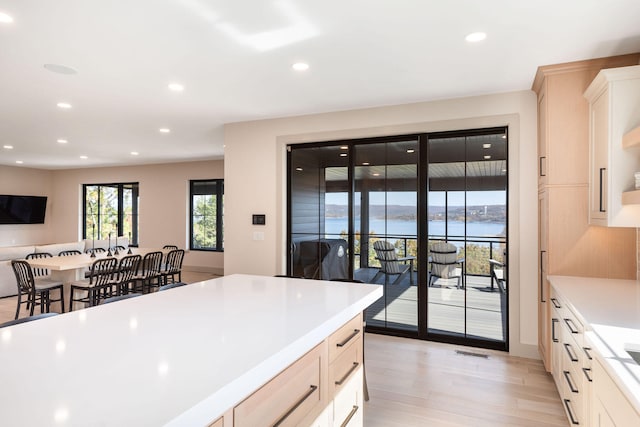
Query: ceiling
1 0 639 170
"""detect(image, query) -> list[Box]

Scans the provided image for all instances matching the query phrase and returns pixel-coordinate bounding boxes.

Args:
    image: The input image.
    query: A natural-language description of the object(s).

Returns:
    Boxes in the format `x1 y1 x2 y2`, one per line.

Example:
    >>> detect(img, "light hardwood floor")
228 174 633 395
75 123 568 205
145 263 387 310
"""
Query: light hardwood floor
363 334 567 426
0 273 566 426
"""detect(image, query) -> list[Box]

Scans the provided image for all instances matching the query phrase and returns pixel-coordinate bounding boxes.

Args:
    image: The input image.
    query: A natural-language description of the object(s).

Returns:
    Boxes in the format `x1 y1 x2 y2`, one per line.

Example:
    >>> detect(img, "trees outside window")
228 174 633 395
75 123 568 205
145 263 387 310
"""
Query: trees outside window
83 183 139 244
190 179 223 251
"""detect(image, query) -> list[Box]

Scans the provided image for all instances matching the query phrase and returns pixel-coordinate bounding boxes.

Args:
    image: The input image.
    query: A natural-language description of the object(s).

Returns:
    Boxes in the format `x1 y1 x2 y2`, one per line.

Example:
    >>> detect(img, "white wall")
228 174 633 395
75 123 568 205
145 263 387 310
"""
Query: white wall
0 165 54 246
224 91 538 358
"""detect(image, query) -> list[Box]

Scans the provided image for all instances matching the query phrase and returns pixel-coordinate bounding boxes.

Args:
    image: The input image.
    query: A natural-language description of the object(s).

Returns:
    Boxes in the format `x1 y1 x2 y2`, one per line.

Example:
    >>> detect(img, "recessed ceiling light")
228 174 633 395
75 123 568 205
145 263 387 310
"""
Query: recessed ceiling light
0 12 13 23
3 145 13 149
502 169 507 173
372 173 380 177
15 160 23 164
56 102 72 109
340 146 348 150
79 155 88 160
295 167 303 171
292 62 309 71
465 32 487 43
501 134 507 139
362 162 370 166
44 64 78 75
407 149 415 153
57 139 68 144
168 83 184 92
339 153 348 157
484 155 491 160
159 128 171 133
483 143 491 149
131 151 139 156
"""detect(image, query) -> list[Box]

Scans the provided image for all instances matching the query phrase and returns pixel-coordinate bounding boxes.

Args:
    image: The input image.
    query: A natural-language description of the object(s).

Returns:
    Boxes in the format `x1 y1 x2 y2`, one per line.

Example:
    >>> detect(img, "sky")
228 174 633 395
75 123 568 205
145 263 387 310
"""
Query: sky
325 191 506 206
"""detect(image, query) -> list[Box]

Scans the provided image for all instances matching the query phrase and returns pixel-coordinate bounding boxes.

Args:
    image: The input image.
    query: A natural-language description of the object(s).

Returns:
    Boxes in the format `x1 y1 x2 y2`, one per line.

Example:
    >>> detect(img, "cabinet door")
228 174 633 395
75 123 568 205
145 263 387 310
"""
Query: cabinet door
538 88 548 187
538 190 550 370
589 90 609 224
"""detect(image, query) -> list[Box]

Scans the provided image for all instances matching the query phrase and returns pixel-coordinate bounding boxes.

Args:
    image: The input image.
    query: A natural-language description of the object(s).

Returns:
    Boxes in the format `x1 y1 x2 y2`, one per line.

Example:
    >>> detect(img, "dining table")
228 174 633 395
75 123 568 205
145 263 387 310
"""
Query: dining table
25 247 169 312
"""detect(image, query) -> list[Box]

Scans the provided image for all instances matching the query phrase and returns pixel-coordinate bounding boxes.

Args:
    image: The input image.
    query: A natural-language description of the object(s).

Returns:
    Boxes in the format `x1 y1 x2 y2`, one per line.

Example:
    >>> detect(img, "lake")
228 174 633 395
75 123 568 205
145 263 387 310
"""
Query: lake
324 217 505 238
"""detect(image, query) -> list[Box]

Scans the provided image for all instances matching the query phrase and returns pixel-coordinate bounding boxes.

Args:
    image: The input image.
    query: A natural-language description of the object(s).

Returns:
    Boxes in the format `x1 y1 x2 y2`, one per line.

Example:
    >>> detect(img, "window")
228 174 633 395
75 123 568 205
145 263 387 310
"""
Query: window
190 179 223 251
83 183 139 245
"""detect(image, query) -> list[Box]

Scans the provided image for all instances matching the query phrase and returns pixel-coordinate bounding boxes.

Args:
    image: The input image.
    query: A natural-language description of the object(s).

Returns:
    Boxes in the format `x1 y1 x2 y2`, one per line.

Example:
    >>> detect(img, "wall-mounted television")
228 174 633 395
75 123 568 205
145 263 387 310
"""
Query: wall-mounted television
0 195 48 224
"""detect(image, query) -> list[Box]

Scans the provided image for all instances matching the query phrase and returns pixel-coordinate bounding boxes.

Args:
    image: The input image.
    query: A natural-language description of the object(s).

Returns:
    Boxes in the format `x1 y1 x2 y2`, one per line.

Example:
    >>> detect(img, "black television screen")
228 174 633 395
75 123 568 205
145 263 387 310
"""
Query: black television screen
0 195 48 224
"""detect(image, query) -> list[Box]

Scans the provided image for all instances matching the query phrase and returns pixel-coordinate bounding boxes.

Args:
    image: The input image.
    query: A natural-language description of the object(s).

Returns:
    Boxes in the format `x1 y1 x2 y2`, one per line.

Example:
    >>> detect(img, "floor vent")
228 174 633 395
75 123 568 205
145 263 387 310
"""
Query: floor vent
455 350 489 358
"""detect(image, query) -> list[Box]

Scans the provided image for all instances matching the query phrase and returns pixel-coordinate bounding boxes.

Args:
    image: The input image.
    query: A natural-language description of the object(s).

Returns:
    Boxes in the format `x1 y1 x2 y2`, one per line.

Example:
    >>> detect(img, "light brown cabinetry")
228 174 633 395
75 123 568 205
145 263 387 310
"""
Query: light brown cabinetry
532 54 639 372
231 313 365 427
591 358 640 426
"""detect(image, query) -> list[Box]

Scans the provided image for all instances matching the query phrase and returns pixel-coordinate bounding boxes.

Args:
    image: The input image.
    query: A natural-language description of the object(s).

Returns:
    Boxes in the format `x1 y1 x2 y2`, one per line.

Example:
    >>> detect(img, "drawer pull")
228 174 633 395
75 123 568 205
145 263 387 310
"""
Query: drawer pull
539 156 546 177
563 370 579 393
335 362 360 386
583 347 592 360
340 405 359 427
563 399 580 425
564 343 579 362
551 297 561 309
552 318 559 343
564 318 579 334
273 384 318 427
336 329 360 348
583 367 592 383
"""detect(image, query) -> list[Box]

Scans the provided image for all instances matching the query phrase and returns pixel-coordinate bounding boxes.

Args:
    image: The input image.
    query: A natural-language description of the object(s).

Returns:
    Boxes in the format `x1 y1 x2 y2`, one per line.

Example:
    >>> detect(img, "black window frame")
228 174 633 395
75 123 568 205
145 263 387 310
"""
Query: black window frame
82 182 140 245
189 179 224 252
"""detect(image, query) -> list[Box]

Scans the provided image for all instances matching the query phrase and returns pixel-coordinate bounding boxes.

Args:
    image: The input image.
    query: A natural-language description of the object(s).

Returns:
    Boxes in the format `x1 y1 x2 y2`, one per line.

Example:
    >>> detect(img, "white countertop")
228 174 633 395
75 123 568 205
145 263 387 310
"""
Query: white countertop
548 275 640 411
0 274 383 426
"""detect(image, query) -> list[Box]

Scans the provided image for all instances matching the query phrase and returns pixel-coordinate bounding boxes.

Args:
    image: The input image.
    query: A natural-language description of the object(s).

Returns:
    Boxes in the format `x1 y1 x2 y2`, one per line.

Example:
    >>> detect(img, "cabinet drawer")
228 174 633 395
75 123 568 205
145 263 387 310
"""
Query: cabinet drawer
234 343 325 427
333 367 363 427
329 335 362 397
328 313 363 363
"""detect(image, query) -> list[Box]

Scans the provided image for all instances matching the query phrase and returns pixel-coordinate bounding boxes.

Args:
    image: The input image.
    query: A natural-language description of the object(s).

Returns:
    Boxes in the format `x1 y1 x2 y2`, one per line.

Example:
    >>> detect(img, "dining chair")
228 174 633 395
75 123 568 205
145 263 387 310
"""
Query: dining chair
69 257 119 309
113 254 141 295
0 312 59 328
85 247 106 255
25 252 53 278
131 251 164 293
58 250 82 256
101 293 142 305
158 281 187 291
160 249 185 286
162 245 179 250
11 260 65 319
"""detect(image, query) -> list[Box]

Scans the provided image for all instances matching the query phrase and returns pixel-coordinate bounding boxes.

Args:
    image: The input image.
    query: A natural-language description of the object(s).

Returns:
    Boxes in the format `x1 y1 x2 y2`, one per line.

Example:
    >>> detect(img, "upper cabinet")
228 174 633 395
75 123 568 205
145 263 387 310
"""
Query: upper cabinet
585 65 640 227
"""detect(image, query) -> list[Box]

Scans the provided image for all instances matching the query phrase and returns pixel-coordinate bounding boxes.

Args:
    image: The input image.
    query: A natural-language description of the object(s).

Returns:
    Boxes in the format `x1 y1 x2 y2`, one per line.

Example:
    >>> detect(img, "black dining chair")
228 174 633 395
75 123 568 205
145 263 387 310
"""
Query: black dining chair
11 260 65 319
131 251 164 294
160 249 185 286
58 250 82 256
158 281 187 291
0 312 59 328
69 257 118 309
113 254 141 295
25 252 53 278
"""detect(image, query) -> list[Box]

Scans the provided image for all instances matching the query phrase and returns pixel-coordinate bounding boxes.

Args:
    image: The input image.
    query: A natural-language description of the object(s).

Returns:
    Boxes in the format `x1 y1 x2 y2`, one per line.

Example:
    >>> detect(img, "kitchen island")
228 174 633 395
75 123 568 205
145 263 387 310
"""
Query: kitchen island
0 274 383 426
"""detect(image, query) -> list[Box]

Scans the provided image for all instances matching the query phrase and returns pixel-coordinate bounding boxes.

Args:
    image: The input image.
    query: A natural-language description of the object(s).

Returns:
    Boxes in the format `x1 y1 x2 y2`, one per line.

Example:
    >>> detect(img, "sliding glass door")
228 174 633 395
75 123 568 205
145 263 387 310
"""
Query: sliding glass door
426 129 507 349
287 127 508 351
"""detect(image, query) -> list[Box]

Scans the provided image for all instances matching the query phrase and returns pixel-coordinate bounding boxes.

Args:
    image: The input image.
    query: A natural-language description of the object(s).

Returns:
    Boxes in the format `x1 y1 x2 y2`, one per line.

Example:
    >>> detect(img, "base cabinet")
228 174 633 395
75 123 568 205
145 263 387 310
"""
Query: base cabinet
591 359 640 427
225 313 365 427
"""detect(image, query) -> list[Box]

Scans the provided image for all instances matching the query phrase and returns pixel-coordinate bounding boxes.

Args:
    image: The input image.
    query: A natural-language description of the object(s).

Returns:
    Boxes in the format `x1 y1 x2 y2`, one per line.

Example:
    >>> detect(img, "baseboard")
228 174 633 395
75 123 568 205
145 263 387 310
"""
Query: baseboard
183 265 224 276
509 342 540 360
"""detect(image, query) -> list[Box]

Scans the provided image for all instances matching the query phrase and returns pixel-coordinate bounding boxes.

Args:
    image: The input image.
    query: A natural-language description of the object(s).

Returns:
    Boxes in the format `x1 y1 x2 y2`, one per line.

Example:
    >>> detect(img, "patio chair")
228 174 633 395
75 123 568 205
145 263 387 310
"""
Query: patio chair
371 240 415 286
428 241 463 288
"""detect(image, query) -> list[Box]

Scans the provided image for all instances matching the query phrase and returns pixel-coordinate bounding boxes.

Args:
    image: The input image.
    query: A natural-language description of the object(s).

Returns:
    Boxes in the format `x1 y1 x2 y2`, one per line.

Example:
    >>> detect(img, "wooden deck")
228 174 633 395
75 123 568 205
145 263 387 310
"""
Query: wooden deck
355 268 506 342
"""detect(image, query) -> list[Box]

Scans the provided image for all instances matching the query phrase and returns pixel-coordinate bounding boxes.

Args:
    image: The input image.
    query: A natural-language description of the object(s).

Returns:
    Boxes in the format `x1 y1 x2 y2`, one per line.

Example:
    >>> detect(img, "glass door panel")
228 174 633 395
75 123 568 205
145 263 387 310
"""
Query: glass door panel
353 140 418 332
426 129 508 349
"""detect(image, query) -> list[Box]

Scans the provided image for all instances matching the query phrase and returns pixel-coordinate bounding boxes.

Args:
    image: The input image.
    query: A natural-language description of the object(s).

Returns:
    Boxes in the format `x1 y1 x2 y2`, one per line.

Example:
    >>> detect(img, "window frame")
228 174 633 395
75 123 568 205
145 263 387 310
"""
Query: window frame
189 179 224 252
82 182 139 245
